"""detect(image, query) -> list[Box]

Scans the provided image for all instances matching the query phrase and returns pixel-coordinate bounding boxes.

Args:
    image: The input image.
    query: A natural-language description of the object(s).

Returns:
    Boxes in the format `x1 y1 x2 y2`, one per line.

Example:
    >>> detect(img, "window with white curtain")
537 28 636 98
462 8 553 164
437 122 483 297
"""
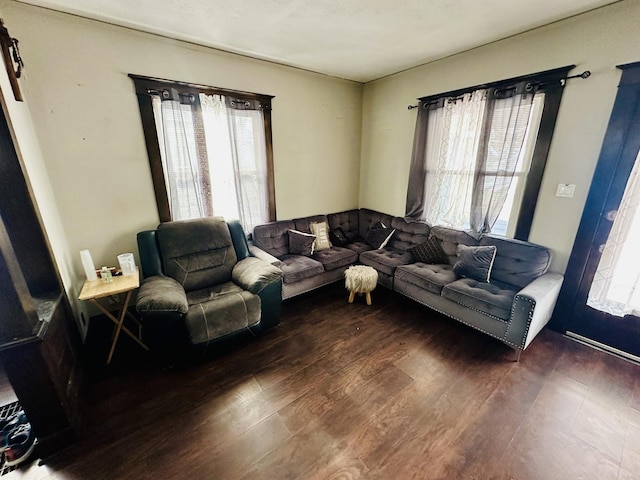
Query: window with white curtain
406 67 572 240
131 75 276 234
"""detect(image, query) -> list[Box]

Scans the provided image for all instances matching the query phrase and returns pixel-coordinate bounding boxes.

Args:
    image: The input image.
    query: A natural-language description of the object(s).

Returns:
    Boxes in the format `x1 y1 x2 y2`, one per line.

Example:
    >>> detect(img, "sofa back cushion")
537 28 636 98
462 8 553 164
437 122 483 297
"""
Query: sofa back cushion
358 209 394 240
157 217 237 292
388 217 431 251
327 210 360 240
430 226 479 265
479 235 551 288
294 215 328 233
253 220 296 257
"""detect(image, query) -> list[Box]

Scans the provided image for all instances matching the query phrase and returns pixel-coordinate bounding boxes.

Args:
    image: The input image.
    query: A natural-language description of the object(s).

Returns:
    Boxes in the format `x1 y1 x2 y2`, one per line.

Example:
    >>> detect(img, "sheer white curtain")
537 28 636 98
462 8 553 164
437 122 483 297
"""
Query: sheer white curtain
587 149 640 317
470 91 535 233
226 108 269 235
200 94 238 220
152 97 207 220
423 91 487 228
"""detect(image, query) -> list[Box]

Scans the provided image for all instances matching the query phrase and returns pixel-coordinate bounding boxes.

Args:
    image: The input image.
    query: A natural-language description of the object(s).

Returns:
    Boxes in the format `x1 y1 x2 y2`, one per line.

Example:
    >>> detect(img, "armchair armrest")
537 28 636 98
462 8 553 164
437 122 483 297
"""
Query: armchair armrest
232 257 283 294
248 243 282 268
136 275 188 315
505 272 564 350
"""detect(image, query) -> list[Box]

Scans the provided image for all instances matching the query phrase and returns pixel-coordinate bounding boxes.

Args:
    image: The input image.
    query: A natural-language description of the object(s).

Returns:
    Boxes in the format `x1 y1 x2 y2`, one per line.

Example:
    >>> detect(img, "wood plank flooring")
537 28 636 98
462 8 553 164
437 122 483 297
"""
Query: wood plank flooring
8 283 640 480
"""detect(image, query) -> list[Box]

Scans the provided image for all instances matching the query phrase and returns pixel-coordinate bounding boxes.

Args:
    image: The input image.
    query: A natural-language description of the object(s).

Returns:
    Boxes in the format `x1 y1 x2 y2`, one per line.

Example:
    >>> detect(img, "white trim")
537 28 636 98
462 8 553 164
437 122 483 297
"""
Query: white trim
565 331 640 365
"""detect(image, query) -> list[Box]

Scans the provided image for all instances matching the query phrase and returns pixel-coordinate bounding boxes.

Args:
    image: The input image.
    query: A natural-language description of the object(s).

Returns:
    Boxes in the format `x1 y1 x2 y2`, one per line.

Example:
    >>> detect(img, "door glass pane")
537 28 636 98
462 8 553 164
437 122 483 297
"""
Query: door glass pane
587 148 640 316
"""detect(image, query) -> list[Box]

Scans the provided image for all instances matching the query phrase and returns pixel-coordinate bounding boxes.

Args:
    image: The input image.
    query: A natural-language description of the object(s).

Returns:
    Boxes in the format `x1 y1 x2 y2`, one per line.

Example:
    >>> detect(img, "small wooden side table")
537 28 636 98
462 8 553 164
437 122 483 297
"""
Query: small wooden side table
78 268 148 364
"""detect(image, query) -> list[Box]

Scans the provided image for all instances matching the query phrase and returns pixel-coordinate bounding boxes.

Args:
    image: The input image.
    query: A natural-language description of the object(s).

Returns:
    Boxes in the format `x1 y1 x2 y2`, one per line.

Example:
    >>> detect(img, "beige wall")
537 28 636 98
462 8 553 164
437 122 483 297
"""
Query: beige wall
0 1 363 331
361 0 640 273
2 0 638 333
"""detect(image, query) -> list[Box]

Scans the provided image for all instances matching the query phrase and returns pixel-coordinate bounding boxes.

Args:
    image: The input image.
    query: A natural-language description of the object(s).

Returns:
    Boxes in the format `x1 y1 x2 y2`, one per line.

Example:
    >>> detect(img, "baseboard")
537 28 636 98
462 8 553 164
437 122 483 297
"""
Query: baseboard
565 331 640 365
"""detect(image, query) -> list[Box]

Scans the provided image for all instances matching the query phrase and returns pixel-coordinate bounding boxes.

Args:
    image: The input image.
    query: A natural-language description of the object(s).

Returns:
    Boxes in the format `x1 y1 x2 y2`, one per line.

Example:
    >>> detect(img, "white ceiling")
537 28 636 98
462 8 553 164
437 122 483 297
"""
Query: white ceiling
17 0 619 82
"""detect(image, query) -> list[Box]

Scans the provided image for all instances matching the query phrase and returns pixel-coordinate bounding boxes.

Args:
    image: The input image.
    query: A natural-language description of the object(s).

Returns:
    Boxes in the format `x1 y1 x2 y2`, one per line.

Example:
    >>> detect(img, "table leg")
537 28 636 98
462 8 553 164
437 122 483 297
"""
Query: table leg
90 291 148 364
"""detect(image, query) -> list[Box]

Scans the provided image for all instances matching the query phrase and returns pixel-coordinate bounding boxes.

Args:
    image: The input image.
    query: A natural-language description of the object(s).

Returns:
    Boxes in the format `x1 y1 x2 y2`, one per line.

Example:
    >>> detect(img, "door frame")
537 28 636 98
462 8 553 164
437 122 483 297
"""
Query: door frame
552 62 640 339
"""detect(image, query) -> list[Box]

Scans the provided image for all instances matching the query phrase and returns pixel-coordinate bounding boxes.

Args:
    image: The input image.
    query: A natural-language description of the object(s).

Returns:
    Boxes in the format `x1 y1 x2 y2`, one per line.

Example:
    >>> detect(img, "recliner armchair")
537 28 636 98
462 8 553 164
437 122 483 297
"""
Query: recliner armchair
135 217 283 357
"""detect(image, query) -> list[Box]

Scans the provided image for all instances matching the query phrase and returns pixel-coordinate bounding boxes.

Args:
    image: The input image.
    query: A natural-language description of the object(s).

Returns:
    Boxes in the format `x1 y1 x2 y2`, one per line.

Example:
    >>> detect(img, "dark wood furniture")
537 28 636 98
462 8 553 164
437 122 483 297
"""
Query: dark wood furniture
0 99 85 457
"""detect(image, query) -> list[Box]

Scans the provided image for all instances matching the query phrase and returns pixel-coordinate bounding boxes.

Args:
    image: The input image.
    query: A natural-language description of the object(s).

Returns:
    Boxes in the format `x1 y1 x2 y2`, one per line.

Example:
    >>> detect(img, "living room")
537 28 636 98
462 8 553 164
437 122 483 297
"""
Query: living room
0 0 639 478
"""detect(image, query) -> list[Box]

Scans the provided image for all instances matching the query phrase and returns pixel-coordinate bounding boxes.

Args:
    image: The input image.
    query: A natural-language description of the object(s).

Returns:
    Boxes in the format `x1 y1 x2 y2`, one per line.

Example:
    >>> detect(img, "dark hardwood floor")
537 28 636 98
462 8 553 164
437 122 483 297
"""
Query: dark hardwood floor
8 283 640 479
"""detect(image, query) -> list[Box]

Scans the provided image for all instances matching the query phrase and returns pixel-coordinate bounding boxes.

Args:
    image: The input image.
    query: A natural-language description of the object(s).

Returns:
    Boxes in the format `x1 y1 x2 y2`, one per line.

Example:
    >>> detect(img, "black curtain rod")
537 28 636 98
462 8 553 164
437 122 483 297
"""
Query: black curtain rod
407 68 589 110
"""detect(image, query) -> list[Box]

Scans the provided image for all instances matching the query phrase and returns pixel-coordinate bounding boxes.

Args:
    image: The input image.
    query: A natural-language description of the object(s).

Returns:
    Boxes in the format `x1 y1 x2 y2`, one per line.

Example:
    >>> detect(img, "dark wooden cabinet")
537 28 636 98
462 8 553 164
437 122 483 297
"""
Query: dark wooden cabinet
0 100 85 456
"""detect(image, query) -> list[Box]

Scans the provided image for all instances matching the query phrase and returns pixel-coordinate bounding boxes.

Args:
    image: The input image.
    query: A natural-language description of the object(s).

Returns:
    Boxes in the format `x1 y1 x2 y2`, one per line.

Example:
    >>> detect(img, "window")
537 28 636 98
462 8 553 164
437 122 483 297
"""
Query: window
406 66 572 239
130 75 276 234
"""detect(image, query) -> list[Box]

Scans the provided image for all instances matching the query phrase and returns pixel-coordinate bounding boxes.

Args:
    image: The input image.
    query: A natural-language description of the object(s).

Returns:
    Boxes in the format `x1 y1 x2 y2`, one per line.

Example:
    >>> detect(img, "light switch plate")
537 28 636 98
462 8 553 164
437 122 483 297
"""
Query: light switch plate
556 183 576 197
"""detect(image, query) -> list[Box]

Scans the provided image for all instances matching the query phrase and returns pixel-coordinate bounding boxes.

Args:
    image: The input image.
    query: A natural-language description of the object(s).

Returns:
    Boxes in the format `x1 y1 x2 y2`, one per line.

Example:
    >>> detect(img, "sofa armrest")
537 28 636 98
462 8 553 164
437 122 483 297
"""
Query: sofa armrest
233 257 283 294
505 272 564 350
248 243 282 267
136 275 188 315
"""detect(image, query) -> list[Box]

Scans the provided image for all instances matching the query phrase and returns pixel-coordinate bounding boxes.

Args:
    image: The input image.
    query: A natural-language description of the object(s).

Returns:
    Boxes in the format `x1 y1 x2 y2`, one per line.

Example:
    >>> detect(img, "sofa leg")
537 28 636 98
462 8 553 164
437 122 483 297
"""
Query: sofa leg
513 348 522 362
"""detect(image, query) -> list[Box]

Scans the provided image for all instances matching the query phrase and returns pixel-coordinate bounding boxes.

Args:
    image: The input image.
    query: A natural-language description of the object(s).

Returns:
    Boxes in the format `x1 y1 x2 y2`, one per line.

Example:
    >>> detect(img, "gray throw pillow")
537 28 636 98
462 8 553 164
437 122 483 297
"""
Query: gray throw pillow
453 244 497 283
288 229 316 256
408 236 448 264
329 227 349 247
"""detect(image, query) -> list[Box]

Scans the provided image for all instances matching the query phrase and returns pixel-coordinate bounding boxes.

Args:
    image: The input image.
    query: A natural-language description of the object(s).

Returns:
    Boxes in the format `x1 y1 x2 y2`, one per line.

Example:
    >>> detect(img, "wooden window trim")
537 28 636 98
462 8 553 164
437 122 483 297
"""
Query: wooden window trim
417 65 574 240
130 74 276 223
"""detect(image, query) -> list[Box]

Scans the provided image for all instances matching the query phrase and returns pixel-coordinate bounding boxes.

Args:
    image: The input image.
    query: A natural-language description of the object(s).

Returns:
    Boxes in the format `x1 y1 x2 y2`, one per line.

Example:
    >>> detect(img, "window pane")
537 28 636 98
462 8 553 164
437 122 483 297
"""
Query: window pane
201 95 269 233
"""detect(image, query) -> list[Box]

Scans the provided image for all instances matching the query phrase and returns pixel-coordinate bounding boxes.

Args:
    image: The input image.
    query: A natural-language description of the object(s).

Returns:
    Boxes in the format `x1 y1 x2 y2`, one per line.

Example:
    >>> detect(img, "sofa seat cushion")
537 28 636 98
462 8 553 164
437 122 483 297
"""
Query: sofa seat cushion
395 263 458 295
344 239 374 255
441 278 519 321
311 246 358 271
279 255 325 284
185 282 261 345
360 248 413 276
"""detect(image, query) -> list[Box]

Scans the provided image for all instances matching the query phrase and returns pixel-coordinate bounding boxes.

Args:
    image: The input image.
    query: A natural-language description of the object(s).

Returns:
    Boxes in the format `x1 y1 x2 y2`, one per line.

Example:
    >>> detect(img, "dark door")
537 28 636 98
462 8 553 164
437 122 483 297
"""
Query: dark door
555 62 640 358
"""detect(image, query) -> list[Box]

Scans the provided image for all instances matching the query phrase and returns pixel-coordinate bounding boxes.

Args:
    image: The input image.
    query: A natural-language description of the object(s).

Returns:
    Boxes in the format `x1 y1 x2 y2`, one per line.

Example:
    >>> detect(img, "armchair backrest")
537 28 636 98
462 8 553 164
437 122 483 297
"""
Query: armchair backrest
157 217 237 292
137 229 163 278
138 218 251 287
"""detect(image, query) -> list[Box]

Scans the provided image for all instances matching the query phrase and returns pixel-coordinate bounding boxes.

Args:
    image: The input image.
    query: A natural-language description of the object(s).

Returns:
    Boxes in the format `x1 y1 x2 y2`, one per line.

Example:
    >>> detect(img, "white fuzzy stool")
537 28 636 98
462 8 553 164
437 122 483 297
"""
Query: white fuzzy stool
344 265 378 305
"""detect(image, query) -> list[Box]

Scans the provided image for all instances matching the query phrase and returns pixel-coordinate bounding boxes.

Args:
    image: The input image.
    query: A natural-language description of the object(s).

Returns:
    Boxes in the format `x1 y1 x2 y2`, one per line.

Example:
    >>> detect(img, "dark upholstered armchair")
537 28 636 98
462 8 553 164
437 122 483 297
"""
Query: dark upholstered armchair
135 217 283 357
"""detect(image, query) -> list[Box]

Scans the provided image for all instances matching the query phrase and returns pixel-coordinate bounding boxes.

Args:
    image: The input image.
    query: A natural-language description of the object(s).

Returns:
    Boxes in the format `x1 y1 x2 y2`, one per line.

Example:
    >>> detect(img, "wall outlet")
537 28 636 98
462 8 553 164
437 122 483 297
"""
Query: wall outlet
556 183 576 198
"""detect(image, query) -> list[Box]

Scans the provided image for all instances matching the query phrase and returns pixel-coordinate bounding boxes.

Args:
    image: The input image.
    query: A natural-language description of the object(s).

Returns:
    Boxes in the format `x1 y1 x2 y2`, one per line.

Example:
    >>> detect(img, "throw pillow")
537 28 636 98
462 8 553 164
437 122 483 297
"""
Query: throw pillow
366 221 395 249
408 236 448 264
329 227 349 247
310 221 332 251
288 229 316 256
453 244 497 283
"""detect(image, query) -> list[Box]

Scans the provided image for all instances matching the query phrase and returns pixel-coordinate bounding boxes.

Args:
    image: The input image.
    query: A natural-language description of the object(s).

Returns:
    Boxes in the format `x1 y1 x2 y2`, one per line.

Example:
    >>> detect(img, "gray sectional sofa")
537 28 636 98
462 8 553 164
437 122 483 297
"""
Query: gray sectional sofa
251 208 564 360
